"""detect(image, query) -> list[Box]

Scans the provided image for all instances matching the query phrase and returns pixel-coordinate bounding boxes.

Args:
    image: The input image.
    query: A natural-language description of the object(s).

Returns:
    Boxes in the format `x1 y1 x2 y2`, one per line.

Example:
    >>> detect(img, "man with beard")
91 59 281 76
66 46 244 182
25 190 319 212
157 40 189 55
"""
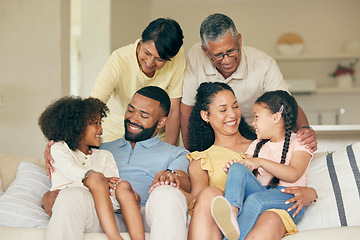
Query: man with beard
42 86 190 240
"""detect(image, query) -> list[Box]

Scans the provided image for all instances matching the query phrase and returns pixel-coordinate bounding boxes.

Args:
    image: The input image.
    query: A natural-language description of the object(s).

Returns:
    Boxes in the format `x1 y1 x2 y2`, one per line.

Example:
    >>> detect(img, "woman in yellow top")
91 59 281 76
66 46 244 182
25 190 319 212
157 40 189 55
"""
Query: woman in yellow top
184 82 318 240
90 18 185 145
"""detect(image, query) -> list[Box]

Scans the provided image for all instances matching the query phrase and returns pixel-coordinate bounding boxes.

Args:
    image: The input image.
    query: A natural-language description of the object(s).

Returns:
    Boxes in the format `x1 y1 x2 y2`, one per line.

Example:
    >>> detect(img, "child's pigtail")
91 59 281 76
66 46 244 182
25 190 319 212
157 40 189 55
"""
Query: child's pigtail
252 139 270 177
267 105 296 189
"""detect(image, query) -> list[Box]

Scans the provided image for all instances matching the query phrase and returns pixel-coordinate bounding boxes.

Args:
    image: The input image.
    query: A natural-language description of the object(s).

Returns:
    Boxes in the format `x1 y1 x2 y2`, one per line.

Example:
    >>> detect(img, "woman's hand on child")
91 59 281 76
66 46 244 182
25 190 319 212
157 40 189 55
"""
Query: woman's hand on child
223 158 261 173
281 186 318 217
223 159 238 174
148 170 180 194
240 158 261 172
44 140 55 179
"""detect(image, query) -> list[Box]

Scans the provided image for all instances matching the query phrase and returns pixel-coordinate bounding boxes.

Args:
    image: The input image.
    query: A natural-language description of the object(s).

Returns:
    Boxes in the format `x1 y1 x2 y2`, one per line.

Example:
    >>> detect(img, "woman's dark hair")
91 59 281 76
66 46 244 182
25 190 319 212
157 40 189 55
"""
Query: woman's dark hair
252 90 298 188
187 82 256 152
141 18 183 61
38 96 109 150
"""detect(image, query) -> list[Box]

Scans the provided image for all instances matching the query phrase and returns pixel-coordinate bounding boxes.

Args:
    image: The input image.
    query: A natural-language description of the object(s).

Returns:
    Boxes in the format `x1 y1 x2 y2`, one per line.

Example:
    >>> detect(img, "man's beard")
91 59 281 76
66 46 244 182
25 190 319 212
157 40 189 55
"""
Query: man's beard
124 119 158 142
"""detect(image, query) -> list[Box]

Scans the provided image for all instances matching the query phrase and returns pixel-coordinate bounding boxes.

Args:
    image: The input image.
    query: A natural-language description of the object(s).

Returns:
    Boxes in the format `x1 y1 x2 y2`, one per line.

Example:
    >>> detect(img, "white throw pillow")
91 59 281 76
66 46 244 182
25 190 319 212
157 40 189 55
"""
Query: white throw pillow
298 141 360 231
0 161 51 228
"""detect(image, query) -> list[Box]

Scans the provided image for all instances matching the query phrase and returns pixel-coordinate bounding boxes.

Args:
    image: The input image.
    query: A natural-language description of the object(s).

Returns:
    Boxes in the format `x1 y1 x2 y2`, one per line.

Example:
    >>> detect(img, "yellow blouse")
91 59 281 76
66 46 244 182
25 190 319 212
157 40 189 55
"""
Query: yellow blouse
187 145 298 234
187 145 245 191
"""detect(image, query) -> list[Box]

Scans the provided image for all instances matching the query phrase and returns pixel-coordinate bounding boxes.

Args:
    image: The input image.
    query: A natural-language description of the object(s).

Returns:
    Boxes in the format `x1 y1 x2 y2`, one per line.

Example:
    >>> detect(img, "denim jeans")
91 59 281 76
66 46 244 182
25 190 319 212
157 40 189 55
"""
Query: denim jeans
224 163 305 240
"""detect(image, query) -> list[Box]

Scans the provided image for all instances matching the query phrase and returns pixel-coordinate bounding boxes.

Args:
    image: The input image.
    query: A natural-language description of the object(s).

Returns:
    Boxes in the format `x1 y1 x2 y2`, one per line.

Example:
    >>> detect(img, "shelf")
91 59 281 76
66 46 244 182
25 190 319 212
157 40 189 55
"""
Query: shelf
273 53 360 61
312 125 360 134
316 87 360 94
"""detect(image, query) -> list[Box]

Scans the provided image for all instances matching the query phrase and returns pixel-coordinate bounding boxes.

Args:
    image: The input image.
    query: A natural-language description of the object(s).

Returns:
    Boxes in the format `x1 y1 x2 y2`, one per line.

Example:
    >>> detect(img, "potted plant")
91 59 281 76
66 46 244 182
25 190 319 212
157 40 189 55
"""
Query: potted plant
330 61 357 88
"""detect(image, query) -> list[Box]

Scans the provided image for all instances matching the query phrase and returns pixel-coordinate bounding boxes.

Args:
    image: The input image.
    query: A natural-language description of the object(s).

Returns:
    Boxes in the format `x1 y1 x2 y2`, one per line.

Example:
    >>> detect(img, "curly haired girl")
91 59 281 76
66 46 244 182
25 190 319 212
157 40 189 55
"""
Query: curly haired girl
38 96 144 240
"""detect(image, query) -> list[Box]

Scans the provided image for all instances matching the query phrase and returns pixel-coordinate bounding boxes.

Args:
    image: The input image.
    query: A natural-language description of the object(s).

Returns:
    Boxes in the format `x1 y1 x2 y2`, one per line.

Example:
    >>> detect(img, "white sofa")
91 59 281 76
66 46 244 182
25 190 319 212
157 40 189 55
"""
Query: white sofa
1 142 360 240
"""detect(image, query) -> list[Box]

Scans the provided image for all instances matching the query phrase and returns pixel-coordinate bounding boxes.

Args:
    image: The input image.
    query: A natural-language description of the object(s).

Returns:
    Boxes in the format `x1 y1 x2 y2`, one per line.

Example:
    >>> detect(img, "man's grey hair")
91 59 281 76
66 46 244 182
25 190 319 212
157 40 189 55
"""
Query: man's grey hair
200 13 239 48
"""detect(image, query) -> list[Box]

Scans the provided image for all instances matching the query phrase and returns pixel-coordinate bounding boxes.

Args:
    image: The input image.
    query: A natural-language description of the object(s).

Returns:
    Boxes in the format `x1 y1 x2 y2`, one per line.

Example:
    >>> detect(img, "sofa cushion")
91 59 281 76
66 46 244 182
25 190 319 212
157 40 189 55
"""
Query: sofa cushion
298 141 360 231
0 154 45 192
0 161 51 228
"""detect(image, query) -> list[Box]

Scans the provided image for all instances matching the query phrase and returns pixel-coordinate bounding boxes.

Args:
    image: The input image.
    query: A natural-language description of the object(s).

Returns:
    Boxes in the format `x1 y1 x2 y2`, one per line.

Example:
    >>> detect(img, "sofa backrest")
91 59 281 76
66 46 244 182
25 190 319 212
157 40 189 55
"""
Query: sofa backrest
0 154 45 192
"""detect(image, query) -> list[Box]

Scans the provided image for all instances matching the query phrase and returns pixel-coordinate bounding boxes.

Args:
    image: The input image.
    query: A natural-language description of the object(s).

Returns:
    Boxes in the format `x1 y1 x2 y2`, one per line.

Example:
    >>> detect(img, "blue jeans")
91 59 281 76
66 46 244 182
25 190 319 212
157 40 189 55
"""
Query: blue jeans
224 163 305 240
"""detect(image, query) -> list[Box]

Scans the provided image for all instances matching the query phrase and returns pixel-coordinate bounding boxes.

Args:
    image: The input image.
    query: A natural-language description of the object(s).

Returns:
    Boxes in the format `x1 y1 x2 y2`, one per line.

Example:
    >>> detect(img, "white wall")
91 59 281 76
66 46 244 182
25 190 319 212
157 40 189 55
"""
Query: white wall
78 0 151 98
0 0 70 158
110 0 150 52
79 0 111 97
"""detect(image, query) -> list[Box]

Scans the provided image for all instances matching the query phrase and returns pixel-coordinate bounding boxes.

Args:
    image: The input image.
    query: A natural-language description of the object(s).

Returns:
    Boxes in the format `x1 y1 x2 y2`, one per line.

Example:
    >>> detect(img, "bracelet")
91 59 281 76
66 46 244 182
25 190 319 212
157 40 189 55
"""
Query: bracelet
301 125 312 129
165 169 178 175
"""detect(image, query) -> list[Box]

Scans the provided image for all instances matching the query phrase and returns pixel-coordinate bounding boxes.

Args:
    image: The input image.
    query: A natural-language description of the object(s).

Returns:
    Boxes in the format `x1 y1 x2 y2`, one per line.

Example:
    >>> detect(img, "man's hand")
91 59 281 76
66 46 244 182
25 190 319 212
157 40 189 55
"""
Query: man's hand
297 128 317 153
44 140 55 179
149 169 180 194
281 186 318 217
42 189 60 217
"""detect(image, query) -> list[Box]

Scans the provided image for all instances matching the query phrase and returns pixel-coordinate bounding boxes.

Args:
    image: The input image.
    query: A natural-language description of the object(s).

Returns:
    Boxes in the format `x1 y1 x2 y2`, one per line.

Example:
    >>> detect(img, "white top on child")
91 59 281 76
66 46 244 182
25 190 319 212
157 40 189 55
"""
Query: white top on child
50 141 119 191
